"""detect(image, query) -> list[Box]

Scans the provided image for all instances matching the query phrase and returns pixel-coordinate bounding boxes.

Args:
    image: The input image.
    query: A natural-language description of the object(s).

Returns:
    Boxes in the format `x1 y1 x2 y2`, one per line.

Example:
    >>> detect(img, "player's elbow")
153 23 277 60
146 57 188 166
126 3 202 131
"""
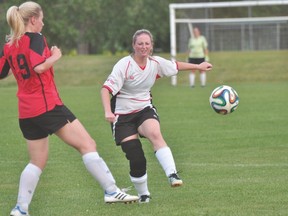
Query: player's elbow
34 64 47 74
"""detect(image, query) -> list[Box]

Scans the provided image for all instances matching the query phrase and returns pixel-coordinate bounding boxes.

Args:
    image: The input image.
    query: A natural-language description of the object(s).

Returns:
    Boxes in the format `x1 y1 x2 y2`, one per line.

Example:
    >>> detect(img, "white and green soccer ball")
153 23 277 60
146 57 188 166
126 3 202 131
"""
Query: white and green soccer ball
209 85 239 115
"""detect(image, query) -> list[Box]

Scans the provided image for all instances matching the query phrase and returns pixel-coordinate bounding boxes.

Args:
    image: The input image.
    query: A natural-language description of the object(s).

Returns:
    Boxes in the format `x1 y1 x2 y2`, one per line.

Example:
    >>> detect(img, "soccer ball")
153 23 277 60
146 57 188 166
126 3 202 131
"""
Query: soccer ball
209 85 239 115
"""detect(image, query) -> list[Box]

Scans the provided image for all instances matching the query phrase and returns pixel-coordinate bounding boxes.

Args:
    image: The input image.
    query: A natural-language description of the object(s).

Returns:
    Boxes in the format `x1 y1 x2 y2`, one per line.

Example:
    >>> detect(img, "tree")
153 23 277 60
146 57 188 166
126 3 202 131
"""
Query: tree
1 0 287 54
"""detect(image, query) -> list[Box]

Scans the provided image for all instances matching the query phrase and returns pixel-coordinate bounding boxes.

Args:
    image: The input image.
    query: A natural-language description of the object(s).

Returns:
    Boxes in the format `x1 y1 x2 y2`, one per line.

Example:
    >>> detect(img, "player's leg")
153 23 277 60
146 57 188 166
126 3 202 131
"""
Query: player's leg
114 114 151 203
120 137 151 202
55 119 138 203
11 138 47 216
188 58 197 87
11 117 50 215
138 117 183 187
199 57 206 87
200 71 206 87
189 70 196 87
55 118 116 191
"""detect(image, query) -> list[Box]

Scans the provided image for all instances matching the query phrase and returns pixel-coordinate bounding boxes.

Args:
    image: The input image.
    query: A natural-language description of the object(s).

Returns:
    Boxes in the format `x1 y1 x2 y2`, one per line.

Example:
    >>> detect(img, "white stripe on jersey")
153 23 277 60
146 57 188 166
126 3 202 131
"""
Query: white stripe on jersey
103 55 178 114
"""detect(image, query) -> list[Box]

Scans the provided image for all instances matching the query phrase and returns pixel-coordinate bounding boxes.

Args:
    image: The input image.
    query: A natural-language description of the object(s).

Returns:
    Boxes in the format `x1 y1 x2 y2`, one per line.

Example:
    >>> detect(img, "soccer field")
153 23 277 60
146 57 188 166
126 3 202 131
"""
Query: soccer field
0 51 287 215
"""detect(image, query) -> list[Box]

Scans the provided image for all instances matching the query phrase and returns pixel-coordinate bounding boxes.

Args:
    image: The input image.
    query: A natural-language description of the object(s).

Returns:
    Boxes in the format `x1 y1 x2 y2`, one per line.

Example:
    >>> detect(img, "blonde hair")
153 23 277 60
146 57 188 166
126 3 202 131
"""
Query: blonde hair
6 1 42 45
132 29 154 55
132 29 154 45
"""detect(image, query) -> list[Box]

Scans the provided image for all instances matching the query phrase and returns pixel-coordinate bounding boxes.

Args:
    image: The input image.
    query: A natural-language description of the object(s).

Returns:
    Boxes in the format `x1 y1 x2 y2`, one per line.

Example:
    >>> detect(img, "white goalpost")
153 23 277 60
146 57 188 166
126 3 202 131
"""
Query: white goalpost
169 0 288 86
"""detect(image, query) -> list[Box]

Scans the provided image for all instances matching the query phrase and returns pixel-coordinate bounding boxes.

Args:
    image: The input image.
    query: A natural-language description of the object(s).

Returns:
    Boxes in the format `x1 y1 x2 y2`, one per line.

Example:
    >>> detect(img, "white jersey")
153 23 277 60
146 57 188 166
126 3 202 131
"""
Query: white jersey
103 55 178 115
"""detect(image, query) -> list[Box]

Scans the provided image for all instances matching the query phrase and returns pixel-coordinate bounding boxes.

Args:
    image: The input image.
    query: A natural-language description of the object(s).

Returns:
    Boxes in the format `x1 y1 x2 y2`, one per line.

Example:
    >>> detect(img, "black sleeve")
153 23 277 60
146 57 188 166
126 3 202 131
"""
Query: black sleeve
27 32 45 56
0 50 10 79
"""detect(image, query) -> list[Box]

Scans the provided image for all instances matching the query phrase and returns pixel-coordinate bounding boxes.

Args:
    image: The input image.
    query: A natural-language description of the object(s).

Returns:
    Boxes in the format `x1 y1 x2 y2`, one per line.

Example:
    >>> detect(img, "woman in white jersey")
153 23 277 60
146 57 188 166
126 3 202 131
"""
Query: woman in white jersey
101 29 212 203
188 27 210 87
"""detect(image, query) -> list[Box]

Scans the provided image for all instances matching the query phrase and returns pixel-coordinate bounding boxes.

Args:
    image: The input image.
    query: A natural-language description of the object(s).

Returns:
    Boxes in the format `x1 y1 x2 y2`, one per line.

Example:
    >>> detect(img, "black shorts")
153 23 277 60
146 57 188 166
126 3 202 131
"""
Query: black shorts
19 105 76 140
113 106 160 145
188 57 205 65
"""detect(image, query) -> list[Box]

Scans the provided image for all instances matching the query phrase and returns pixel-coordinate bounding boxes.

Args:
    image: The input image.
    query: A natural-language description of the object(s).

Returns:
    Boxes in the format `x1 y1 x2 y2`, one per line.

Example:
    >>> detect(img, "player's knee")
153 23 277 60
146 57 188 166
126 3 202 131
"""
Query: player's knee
121 139 146 177
78 137 97 154
88 138 97 150
147 130 162 141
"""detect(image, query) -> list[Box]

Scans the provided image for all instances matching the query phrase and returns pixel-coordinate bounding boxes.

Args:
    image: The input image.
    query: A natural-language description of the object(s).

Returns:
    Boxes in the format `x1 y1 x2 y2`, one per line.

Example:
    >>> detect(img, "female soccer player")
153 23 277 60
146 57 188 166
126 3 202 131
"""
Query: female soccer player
101 29 212 203
0 2 138 215
187 27 210 87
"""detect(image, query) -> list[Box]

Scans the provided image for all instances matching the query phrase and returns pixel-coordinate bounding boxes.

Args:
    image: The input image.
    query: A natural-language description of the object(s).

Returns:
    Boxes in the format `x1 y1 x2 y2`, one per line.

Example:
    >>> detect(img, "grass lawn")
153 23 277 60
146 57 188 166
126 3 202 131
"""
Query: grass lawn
0 50 288 215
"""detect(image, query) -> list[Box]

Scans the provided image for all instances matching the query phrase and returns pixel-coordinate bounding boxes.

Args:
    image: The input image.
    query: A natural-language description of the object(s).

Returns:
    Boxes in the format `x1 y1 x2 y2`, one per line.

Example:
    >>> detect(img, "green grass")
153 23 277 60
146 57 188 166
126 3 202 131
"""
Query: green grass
0 50 288 215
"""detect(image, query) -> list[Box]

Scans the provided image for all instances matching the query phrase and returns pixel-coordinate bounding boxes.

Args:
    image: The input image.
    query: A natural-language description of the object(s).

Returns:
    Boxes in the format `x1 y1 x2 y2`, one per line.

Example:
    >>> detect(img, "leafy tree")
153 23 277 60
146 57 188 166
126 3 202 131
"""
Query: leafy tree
1 0 287 54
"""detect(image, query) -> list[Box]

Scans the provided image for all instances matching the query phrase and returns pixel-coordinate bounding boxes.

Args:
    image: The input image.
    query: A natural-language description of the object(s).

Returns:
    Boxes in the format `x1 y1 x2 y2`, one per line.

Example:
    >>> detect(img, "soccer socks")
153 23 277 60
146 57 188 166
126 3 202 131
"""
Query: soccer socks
190 72 206 87
16 163 42 212
130 173 150 196
189 72 195 87
155 146 177 177
82 152 117 193
200 72 206 86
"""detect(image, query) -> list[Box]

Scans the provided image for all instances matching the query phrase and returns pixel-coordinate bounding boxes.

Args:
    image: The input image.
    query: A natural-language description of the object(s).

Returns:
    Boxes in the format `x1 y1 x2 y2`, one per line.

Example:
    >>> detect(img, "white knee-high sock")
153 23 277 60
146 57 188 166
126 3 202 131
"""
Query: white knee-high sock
130 174 150 196
17 163 42 212
82 152 117 193
155 146 177 177
189 73 195 87
200 72 206 86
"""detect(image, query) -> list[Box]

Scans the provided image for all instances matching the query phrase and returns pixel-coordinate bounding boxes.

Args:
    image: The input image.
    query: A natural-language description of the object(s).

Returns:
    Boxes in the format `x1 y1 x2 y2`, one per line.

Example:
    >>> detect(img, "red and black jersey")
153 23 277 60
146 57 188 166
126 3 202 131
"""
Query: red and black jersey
0 32 63 118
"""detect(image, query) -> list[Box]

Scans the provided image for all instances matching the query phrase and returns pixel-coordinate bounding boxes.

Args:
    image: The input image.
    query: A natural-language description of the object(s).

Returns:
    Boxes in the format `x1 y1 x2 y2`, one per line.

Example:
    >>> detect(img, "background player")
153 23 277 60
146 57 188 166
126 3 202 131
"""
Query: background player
187 27 210 87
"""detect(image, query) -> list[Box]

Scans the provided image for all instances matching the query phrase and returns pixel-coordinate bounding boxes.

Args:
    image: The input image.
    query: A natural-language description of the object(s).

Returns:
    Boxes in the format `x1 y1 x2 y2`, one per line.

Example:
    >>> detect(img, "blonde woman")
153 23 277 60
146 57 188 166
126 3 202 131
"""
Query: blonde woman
101 29 212 203
0 2 138 215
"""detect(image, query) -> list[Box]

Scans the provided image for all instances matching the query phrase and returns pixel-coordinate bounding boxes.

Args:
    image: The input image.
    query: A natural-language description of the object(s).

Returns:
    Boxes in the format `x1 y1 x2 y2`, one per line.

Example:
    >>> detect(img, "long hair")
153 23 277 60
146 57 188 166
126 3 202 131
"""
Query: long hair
6 1 42 45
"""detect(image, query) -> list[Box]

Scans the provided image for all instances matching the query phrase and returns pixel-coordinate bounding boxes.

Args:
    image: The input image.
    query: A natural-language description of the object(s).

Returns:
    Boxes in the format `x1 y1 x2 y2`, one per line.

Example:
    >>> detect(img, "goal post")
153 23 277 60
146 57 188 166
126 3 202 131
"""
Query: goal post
169 0 288 86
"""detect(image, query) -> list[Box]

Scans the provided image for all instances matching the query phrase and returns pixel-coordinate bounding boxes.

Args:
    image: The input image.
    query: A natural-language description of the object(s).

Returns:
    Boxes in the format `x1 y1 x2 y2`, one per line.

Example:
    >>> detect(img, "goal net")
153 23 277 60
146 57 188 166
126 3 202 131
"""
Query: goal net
169 0 288 85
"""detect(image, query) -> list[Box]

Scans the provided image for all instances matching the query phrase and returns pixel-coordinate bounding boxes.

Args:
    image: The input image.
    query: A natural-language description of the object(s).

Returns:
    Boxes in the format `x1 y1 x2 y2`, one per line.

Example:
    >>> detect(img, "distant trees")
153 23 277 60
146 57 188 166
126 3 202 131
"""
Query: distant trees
0 0 287 54
0 0 177 54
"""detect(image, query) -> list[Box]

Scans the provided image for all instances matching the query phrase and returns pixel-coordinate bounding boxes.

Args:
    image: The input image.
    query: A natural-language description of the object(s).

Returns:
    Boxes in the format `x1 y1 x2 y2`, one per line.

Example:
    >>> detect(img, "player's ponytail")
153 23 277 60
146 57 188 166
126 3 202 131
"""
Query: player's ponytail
6 1 42 46
6 6 25 45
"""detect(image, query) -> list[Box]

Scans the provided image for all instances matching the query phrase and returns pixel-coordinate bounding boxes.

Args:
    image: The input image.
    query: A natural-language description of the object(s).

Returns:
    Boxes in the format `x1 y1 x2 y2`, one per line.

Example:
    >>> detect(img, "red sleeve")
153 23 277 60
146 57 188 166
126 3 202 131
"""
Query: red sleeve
175 61 179 70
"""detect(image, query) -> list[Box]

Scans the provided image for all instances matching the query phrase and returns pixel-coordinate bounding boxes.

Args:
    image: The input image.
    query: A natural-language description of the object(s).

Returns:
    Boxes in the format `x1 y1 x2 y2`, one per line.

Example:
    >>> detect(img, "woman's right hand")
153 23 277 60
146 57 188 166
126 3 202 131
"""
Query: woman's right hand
50 46 62 60
105 111 116 123
198 62 213 71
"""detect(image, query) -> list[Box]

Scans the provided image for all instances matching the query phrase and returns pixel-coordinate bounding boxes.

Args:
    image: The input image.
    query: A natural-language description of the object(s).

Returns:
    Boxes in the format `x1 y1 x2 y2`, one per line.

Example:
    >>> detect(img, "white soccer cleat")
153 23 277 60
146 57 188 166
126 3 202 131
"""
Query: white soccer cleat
104 188 139 204
168 173 183 187
10 206 30 216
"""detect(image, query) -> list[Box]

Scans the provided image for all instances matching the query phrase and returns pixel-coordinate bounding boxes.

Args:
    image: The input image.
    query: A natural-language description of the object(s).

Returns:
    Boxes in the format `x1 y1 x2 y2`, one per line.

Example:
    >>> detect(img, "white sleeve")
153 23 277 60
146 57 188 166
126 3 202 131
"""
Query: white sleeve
153 56 178 77
103 59 125 96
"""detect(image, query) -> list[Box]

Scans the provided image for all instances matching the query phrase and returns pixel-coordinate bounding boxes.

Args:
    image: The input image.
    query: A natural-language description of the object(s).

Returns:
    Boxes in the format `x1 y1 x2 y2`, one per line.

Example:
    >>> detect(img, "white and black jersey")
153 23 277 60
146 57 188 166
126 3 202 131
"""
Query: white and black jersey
103 55 178 115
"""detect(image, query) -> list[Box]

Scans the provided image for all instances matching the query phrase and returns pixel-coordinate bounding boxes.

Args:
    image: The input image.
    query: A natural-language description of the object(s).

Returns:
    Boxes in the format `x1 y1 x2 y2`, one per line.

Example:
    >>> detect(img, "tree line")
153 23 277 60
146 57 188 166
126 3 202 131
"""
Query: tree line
1 0 286 55
0 0 181 54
